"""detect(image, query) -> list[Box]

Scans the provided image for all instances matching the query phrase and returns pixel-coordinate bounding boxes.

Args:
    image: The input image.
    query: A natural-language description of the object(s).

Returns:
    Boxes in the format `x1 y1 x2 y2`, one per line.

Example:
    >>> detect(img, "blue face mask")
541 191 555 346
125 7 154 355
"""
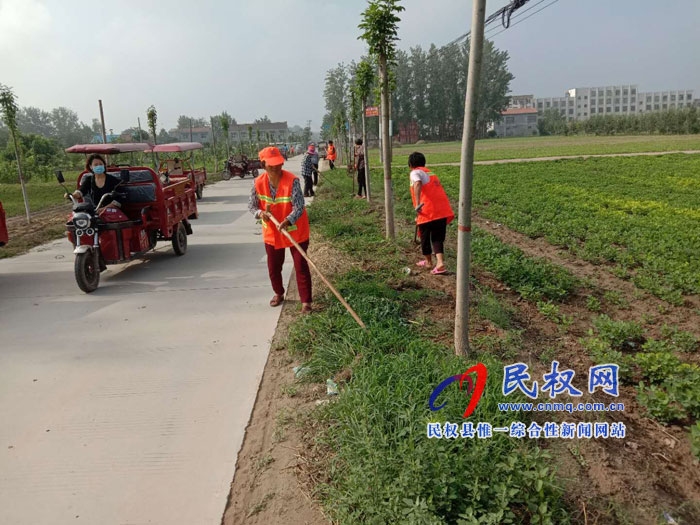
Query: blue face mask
92 165 105 175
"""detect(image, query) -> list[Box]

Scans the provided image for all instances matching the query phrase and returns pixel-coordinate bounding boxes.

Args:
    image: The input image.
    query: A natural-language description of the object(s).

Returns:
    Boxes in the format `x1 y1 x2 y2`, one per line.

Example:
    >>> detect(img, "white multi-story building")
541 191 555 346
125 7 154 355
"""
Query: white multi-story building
534 85 695 121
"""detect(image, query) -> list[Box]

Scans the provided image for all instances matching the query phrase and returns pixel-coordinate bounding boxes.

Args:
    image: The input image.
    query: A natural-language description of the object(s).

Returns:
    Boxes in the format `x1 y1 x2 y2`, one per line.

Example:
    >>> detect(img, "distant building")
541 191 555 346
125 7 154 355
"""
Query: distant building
90 133 121 144
493 108 539 137
229 121 289 143
507 95 535 109
169 127 212 142
535 84 696 122
168 121 289 144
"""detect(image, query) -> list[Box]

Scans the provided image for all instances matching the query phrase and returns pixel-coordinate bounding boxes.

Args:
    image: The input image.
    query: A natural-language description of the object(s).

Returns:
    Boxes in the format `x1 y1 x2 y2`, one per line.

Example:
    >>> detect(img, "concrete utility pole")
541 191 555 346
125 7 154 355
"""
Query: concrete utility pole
210 116 218 173
98 100 107 144
454 0 486 356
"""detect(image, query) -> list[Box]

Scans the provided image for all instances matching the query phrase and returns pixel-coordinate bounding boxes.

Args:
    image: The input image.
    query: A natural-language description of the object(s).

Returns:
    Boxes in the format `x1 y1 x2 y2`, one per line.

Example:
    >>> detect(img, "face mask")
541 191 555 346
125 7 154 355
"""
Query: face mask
92 165 105 174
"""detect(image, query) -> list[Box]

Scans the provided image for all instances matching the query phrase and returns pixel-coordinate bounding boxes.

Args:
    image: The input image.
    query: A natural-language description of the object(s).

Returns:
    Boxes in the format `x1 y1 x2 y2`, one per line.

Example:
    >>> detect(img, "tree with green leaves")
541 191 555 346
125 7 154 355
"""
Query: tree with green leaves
146 105 158 168
219 111 231 156
177 115 206 129
302 124 311 147
146 105 158 144
353 59 375 201
359 0 404 239
0 84 30 222
537 108 567 136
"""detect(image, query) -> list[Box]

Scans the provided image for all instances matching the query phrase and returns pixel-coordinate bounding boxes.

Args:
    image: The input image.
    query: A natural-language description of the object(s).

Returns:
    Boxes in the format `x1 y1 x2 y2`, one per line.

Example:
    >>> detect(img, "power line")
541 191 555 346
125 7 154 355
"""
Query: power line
484 0 549 36
437 0 536 59
486 0 561 39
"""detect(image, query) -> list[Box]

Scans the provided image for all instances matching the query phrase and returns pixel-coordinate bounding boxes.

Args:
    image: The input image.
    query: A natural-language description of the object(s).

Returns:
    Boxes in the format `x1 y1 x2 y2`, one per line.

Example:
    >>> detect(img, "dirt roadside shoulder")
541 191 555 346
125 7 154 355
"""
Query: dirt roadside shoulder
221 262 328 525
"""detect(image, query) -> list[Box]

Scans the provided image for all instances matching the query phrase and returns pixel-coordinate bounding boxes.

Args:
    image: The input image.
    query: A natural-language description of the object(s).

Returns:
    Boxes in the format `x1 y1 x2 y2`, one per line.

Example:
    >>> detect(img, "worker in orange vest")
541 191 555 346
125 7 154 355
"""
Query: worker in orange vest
326 140 337 170
409 152 454 275
249 146 312 312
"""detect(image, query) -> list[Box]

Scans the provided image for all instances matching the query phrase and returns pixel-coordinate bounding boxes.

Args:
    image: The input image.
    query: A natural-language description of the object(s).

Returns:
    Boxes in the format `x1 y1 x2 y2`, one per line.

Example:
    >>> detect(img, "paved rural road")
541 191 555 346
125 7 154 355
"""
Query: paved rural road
0 155 304 524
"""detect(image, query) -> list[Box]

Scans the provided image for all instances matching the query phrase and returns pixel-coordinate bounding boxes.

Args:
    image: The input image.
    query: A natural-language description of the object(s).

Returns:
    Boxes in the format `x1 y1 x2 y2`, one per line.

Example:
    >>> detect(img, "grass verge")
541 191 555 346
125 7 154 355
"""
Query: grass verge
288 171 571 523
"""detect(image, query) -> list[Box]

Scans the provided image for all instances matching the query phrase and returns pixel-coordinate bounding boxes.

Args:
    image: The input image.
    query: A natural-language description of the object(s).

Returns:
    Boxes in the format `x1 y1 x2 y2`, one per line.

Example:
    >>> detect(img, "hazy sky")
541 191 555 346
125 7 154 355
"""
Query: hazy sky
2 0 699 134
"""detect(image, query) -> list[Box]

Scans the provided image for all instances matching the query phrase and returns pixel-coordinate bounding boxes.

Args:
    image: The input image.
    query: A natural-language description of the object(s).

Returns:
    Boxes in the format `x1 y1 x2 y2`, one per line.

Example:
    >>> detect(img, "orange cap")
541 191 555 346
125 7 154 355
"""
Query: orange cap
258 146 285 167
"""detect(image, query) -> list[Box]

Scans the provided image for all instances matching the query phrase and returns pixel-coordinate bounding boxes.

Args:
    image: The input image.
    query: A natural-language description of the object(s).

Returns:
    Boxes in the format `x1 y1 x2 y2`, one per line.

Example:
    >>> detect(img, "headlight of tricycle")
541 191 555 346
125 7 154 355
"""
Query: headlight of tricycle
74 216 89 229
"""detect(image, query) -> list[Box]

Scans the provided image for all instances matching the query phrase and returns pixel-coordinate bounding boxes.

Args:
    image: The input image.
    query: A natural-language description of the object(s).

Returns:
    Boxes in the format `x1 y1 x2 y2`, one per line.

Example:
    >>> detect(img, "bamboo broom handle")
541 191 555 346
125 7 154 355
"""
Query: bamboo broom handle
265 213 367 330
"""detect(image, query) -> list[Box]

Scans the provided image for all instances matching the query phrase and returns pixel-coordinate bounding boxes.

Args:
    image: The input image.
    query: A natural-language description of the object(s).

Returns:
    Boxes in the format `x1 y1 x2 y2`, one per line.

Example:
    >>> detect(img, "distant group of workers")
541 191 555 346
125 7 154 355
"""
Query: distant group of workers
249 139 453 313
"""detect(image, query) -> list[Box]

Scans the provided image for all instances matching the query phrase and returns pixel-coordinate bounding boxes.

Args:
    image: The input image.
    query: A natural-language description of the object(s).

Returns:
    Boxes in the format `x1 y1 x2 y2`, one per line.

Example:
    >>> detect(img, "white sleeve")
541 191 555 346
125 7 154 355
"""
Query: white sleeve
410 169 429 185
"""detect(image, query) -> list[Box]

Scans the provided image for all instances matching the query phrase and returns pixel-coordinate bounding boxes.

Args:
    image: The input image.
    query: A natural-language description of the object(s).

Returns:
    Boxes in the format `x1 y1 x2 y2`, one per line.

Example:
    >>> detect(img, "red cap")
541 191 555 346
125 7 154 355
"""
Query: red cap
258 146 285 166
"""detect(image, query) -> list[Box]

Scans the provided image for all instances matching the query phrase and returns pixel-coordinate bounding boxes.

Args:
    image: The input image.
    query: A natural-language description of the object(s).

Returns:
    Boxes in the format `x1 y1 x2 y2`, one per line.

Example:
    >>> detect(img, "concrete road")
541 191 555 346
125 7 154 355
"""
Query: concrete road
0 156 305 524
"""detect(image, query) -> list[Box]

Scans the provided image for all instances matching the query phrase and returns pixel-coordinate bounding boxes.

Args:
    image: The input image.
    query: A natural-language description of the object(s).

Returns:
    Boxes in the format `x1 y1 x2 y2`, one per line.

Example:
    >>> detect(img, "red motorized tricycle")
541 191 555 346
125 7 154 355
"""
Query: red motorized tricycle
0 201 8 247
222 154 262 180
149 142 207 199
56 143 198 293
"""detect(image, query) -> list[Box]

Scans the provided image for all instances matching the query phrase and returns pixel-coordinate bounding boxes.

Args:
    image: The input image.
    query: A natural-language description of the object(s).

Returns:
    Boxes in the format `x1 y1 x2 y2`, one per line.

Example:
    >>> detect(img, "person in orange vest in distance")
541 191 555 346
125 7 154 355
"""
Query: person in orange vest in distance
409 151 454 275
326 140 337 170
249 146 312 313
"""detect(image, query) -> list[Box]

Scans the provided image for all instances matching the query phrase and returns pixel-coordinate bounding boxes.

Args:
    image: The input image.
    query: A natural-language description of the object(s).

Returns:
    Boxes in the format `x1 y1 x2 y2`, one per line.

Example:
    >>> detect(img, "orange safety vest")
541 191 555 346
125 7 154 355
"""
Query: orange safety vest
410 167 454 225
327 144 337 160
255 170 310 249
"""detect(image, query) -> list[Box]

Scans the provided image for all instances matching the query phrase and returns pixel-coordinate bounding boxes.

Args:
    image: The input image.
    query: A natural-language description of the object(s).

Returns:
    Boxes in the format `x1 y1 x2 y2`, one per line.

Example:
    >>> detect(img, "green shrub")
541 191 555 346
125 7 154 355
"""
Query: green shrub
537 301 560 322
591 315 644 350
634 352 682 383
585 295 601 312
636 383 687 423
659 324 699 353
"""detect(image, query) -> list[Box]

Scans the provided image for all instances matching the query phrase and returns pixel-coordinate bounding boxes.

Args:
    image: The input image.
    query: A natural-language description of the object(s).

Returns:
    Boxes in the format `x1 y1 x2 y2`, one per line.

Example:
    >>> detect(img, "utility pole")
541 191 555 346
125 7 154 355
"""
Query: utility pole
210 116 218 173
189 119 193 142
454 0 486 356
137 117 144 141
98 100 107 144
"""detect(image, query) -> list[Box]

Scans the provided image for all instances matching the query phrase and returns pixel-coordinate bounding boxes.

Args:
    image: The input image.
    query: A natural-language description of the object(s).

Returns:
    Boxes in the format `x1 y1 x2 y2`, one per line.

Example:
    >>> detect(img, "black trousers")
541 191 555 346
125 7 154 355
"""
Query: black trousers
329 160 335 170
357 169 366 196
312 165 319 185
418 218 447 256
303 175 315 197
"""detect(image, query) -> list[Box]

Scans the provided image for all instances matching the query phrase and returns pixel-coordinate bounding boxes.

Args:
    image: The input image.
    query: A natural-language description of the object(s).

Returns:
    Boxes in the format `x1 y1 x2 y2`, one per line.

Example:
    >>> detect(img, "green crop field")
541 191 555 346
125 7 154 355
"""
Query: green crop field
368 134 700 166
397 154 700 303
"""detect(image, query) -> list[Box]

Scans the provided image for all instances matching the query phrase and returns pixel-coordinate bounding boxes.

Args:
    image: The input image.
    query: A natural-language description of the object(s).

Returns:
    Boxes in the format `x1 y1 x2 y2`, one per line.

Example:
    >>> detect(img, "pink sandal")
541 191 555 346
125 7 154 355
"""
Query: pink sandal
431 266 447 275
416 260 429 267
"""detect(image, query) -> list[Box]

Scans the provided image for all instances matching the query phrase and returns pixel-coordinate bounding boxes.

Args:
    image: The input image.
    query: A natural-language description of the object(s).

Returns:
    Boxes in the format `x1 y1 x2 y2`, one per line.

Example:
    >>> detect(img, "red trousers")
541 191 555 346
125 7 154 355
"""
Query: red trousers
264 241 312 303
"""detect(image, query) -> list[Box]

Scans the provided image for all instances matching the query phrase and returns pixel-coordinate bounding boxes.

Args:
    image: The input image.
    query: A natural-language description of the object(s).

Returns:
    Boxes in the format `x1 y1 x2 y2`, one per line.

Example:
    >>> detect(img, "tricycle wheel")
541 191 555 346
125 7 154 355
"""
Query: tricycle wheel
196 184 203 199
221 169 231 181
251 169 259 178
148 229 158 249
75 252 100 293
172 222 187 256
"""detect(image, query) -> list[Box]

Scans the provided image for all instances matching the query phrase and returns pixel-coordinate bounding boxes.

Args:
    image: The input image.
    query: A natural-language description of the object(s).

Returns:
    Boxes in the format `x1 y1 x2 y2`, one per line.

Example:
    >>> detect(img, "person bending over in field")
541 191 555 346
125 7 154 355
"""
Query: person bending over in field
408 152 454 275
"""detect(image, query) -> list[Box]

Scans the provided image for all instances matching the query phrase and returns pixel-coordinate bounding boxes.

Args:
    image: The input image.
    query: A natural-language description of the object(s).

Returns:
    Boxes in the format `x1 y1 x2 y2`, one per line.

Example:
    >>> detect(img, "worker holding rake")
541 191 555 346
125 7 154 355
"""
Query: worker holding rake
249 146 312 313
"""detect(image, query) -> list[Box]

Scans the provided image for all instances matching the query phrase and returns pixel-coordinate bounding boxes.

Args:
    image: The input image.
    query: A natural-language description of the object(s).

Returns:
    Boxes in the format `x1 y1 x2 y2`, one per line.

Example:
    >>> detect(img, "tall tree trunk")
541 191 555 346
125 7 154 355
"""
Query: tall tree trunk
362 99 371 202
379 53 395 239
10 129 30 223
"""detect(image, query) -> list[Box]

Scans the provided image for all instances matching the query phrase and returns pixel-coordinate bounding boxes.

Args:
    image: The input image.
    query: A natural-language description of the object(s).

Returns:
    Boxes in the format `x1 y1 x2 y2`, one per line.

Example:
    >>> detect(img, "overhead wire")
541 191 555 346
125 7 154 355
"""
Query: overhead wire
436 0 535 60
486 0 562 39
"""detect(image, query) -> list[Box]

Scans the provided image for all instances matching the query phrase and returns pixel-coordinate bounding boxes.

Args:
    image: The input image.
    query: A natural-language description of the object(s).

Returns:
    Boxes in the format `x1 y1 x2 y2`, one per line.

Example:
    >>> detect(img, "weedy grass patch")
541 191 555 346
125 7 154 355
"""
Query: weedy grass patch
290 173 569 523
